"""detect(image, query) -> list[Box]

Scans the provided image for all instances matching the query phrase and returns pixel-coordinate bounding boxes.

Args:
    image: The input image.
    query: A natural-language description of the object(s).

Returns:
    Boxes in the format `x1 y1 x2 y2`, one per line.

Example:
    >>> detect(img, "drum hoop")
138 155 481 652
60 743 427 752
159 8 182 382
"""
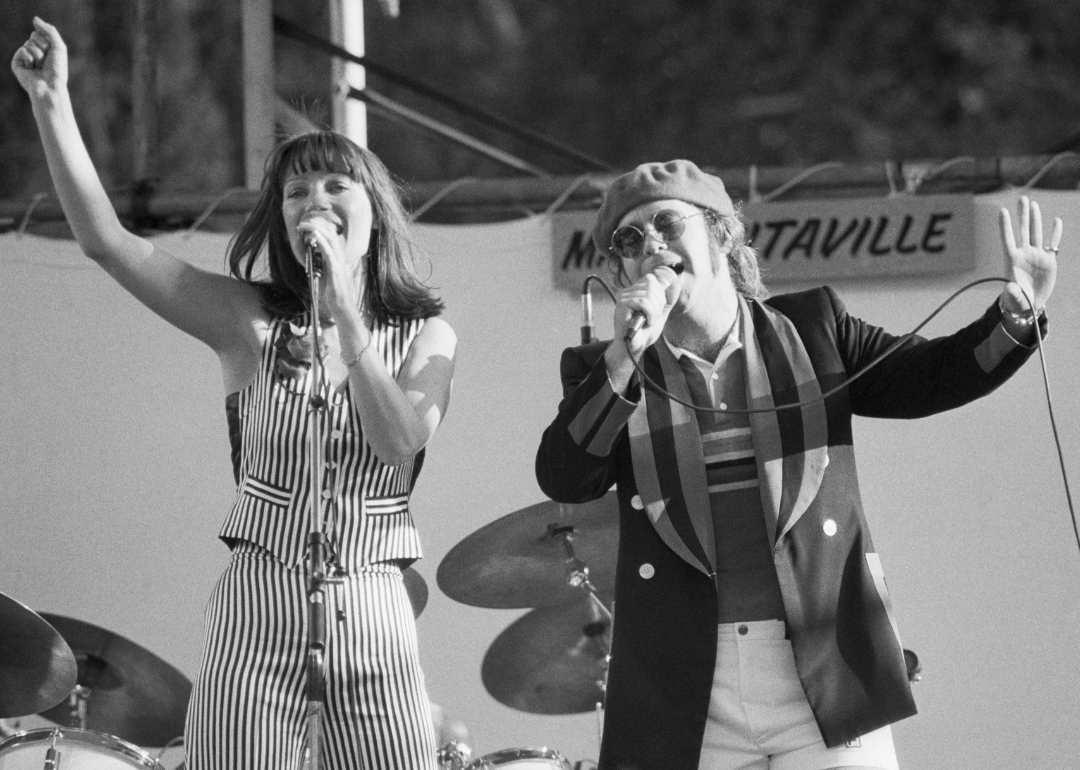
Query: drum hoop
467 746 569 768
0 727 162 768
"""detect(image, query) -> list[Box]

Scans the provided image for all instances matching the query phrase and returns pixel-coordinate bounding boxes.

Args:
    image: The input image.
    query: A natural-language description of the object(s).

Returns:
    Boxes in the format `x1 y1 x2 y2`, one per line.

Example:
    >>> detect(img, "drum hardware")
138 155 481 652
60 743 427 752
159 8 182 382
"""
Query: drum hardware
0 592 77 719
436 740 472 770
62 685 91 730
439 497 616 714
439 495 618 764
544 521 614 655
36 614 191 749
547 516 613 742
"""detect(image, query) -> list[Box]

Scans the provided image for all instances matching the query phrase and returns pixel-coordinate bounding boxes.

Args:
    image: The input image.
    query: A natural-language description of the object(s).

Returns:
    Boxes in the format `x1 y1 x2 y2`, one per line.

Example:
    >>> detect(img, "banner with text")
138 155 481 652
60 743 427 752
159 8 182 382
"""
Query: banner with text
552 193 975 291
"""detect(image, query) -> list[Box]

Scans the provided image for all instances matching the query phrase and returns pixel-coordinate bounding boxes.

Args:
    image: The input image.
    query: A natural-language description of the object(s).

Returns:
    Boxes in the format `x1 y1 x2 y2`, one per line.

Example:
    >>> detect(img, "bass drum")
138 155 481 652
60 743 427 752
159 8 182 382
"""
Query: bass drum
0 728 164 770
465 747 570 770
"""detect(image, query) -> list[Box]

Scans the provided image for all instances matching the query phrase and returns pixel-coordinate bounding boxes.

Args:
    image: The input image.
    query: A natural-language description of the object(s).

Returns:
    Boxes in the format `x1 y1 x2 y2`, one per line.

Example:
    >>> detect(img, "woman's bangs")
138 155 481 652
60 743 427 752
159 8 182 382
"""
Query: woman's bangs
281 133 365 182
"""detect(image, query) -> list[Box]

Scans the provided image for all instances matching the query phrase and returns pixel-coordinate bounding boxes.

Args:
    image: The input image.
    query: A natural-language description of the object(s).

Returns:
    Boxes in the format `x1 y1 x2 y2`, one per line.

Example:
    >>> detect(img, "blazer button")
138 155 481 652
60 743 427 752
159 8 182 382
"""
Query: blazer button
639 563 655 579
630 495 644 510
823 519 837 537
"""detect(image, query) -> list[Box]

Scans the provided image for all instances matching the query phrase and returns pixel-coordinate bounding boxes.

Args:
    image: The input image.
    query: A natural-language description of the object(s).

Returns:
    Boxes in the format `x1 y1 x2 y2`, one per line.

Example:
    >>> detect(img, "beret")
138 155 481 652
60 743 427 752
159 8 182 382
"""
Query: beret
593 159 736 254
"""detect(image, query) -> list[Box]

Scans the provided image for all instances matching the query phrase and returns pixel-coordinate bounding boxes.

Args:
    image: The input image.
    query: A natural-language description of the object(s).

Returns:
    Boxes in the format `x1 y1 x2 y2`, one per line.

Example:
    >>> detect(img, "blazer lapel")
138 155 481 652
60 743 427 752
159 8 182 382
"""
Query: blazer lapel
741 296 829 543
628 339 716 577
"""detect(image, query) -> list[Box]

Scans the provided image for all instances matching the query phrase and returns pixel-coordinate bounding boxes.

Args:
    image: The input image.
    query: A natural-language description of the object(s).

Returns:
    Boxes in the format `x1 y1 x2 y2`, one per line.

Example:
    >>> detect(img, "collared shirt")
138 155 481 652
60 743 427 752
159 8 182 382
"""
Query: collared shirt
665 309 744 415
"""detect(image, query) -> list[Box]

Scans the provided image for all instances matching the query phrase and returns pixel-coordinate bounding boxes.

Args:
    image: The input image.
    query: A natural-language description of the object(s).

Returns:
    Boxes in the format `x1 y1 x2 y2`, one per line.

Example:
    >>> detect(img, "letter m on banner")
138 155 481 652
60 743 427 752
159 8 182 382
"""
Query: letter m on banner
551 210 609 292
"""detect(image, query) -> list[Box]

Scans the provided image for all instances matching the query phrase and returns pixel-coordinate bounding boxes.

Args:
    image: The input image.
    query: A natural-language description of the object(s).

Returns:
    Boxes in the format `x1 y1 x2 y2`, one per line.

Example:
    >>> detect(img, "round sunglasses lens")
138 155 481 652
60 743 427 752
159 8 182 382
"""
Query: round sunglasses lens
612 227 644 257
653 211 686 241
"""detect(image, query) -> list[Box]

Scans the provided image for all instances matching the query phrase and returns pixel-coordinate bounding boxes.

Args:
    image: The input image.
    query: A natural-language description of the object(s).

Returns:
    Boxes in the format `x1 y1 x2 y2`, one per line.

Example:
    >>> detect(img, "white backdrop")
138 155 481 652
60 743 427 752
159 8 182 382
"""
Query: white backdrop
1 189 1078 769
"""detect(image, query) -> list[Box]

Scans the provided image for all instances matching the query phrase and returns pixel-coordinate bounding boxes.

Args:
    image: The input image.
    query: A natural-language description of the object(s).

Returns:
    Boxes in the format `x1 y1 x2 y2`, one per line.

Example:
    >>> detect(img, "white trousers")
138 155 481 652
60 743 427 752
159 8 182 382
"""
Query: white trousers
698 620 899 770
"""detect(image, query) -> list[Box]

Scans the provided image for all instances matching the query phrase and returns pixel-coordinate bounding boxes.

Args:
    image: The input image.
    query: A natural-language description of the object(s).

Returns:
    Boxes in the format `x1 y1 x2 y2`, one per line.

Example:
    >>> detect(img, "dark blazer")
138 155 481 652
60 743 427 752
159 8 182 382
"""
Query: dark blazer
535 287 1041 770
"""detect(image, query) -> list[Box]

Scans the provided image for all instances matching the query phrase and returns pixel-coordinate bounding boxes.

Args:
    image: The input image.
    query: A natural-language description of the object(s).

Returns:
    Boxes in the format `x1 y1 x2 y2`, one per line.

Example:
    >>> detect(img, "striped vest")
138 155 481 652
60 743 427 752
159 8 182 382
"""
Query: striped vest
220 314 426 569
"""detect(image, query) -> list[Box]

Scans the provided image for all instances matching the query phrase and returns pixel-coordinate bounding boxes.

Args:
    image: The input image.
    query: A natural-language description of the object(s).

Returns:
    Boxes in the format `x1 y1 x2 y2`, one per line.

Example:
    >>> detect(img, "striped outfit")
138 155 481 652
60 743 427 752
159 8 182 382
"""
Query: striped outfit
185 314 437 770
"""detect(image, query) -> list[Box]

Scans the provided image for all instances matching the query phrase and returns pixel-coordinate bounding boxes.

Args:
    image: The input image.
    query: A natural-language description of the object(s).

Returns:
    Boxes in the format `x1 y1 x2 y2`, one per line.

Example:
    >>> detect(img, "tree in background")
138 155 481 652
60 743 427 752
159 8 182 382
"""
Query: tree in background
0 0 244 203
364 0 1080 180
5 0 1080 200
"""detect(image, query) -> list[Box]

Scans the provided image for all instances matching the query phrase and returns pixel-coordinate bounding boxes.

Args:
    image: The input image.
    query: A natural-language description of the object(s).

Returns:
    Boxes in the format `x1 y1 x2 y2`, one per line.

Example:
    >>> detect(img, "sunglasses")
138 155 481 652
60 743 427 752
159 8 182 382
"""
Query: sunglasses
610 209 709 260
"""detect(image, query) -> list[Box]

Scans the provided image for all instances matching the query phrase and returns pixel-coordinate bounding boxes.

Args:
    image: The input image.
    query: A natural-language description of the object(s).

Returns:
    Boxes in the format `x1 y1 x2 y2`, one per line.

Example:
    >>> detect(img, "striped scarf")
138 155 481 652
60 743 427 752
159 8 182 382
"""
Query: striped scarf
627 295 829 577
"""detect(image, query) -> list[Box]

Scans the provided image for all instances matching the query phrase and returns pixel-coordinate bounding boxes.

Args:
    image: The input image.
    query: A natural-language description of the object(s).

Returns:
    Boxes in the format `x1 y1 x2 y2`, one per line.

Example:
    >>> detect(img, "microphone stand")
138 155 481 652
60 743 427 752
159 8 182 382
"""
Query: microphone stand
580 278 595 345
302 242 341 770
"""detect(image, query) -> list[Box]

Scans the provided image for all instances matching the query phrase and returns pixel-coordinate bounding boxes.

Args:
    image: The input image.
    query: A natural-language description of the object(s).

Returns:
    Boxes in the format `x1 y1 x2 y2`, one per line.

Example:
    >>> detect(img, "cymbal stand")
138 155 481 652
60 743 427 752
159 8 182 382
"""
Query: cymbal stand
546 524 613 672
301 247 343 770
547 522 612 755
47 692 80 770
546 523 613 634
64 685 89 730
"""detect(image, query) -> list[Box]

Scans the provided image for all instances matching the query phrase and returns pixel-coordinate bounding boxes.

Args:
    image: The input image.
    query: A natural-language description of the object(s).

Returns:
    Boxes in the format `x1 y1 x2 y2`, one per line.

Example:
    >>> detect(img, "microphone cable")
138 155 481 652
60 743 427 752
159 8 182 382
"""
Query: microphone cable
584 274 1078 554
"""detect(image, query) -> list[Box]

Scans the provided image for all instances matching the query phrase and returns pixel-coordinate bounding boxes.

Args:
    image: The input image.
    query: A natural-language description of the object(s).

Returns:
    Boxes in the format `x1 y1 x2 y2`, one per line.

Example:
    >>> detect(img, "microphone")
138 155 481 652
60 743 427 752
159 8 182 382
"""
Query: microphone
580 278 595 345
624 265 681 341
304 235 323 277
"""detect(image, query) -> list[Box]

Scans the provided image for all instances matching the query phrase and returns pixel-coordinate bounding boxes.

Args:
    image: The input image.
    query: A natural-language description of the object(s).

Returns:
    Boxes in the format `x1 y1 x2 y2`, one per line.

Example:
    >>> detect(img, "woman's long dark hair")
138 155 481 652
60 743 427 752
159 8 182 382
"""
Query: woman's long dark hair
228 131 444 324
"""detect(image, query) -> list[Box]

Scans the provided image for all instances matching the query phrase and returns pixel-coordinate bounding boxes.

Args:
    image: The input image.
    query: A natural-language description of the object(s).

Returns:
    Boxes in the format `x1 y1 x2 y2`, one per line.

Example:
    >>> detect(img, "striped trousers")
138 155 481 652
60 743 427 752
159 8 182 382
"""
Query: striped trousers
184 543 437 770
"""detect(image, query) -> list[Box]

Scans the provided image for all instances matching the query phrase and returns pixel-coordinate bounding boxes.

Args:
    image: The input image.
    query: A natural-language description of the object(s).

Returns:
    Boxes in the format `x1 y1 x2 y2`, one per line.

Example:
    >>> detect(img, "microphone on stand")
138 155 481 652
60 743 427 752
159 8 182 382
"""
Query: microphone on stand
304 235 326 408
580 278 595 345
304 236 324 278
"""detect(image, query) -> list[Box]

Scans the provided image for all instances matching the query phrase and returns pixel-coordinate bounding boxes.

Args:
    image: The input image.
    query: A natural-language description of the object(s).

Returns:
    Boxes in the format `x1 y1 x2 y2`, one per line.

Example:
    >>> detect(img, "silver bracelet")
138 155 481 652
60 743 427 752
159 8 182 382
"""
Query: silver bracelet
998 295 1042 326
341 338 372 367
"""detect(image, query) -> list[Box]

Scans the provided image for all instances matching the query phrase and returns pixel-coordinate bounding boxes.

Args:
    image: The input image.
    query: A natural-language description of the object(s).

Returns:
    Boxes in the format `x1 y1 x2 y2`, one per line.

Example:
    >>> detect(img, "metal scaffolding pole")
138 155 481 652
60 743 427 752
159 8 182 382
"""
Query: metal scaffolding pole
5 154 1080 232
330 0 368 147
242 0 275 188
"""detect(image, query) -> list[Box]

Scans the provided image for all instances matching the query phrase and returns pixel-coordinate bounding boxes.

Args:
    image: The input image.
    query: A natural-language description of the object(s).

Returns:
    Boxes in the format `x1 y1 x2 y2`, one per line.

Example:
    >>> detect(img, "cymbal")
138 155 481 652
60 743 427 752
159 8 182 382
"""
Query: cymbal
403 566 428 618
38 614 191 747
482 594 611 715
0 592 77 718
437 493 619 608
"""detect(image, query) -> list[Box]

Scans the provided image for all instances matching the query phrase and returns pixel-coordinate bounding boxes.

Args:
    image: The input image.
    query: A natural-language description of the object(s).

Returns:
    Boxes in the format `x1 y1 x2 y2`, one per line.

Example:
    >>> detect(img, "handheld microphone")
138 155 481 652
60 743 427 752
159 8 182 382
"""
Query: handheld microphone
624 265 681 341
580 279 595 345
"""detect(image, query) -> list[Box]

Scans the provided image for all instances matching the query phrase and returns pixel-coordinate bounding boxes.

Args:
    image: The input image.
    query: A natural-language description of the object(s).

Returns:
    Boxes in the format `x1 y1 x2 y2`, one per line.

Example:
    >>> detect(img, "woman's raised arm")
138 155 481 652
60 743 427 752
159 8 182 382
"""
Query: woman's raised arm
11 17 263 355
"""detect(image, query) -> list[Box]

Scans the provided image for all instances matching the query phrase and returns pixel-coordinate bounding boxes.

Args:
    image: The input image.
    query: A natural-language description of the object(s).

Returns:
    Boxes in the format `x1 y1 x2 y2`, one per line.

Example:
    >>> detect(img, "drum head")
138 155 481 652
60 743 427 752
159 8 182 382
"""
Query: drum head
0 728 163 769
465 746 570 770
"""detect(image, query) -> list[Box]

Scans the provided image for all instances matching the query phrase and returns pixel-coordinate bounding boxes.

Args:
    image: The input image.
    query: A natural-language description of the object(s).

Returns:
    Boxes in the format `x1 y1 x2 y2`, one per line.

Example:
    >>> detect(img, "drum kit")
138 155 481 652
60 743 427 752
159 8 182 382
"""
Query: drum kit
3 489 922 770
434 492 619 770
0 490 617 770
433 491 927 770
0 592 190 769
